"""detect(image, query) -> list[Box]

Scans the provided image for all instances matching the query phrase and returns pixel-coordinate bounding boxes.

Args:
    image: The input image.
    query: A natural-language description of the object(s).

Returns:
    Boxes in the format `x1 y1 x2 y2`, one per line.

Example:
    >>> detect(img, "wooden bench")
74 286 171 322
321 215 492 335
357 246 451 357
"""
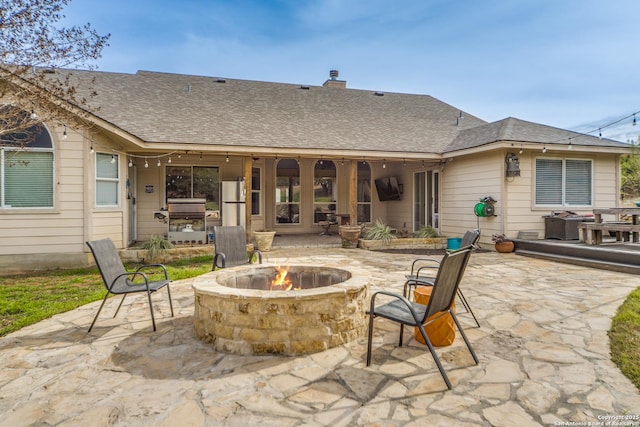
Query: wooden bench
578 222 640 245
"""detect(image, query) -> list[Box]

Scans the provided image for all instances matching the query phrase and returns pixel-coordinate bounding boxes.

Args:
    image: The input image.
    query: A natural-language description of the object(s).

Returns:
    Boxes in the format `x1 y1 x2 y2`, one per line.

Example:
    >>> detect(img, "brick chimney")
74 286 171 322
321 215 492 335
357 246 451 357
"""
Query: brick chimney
323 69 346 88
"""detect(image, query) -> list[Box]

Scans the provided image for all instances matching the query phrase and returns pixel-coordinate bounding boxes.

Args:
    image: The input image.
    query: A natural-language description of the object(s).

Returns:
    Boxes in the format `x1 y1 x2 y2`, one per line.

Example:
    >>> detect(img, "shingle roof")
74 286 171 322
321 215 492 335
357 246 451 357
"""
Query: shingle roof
58 69 487 154
445 117 628 152
51 69 629 155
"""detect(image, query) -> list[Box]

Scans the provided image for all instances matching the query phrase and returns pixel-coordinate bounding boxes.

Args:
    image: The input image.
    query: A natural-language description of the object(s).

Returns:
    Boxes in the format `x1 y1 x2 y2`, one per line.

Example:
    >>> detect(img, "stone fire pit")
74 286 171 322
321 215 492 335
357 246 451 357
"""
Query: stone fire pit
192 265 370 355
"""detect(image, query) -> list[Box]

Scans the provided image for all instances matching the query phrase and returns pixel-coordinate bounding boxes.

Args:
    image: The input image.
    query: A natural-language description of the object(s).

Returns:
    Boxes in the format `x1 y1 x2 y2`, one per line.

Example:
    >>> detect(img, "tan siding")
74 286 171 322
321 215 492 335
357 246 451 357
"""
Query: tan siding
504 150 619 239
441 152 503 243
0 126 87 257
91 212 125 247
134 159 165 240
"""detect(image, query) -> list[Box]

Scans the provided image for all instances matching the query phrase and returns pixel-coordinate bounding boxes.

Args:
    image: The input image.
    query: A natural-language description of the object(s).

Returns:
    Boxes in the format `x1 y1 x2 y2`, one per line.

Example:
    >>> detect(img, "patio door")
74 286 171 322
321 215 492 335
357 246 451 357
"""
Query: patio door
413 170 439 232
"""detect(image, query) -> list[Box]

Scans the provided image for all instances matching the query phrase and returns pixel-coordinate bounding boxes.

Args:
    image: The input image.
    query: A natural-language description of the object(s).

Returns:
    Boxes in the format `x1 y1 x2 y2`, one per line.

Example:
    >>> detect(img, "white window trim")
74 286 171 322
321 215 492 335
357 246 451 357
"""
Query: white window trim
95 152 120 208
534 157 593 208
0 125 56 210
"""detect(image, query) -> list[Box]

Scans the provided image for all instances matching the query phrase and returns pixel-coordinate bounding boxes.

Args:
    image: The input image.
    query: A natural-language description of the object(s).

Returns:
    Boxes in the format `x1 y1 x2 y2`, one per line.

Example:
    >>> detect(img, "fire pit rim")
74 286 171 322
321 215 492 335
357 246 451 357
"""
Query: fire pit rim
192 263 369 298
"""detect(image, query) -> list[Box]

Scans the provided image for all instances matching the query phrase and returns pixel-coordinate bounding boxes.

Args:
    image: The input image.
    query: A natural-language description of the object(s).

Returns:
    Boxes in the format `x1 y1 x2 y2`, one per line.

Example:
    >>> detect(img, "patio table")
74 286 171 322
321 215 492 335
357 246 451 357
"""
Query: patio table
593 208 640 243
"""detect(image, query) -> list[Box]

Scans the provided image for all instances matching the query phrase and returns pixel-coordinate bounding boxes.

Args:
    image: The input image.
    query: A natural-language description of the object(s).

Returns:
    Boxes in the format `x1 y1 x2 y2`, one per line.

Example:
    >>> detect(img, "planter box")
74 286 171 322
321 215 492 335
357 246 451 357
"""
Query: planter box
358 237 447 251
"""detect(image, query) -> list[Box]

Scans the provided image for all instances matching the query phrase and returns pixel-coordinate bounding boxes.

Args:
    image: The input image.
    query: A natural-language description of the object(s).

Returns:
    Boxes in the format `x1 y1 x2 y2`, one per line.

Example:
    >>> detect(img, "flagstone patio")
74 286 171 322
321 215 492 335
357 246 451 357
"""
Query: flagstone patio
0 248 639 426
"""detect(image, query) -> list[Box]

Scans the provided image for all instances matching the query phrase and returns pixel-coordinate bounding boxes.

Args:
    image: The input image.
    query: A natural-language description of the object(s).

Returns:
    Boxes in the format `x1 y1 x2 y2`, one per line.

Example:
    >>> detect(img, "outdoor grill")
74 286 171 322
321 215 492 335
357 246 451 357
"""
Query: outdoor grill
167 198 207 243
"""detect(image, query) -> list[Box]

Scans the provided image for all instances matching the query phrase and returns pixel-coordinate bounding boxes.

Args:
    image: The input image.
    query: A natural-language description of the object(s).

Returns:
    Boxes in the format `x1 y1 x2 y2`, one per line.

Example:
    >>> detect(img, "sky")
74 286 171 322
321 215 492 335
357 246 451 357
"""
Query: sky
60 0 639 142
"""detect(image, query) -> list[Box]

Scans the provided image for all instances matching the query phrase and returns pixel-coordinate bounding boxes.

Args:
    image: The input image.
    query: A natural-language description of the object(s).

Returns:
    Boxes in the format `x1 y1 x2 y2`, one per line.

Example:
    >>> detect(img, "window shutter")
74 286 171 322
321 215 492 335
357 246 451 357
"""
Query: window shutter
565 160 592 205
4 152 53 207
535 159 562 205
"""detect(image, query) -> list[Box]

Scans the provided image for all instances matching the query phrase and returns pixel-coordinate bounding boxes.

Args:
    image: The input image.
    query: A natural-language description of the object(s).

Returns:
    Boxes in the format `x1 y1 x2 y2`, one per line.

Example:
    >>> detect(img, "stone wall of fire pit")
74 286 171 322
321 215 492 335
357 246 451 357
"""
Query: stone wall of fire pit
192 265 370 355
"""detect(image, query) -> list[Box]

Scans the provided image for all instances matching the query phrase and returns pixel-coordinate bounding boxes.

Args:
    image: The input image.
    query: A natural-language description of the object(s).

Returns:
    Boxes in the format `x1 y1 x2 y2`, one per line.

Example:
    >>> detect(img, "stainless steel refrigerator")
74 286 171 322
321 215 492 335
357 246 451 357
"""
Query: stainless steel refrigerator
221 180 246 227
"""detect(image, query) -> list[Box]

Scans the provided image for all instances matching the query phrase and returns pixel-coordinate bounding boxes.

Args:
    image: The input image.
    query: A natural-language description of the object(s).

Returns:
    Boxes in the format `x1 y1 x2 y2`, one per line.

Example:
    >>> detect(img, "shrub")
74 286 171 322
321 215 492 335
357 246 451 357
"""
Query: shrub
413 225 439 238
363 219 397 244
141 235 174 262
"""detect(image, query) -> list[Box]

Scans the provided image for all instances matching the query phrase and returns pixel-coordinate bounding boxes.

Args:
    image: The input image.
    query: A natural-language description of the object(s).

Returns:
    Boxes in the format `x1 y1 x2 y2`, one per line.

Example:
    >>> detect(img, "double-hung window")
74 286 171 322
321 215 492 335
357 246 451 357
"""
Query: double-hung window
96 153 119 206
0 123 54 209
535 158 592 206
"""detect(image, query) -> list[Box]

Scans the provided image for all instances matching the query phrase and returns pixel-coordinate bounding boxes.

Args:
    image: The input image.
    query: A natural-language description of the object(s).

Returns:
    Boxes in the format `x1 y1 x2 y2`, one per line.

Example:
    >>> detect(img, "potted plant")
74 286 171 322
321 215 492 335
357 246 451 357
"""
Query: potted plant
253 229 277 252
338 223 363 249
492 234 514 253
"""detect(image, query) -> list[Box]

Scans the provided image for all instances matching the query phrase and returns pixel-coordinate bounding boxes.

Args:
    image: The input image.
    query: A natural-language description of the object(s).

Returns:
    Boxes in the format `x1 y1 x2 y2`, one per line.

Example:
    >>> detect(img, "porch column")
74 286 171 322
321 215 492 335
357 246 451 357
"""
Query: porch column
349 160 357 225
244 156 252 240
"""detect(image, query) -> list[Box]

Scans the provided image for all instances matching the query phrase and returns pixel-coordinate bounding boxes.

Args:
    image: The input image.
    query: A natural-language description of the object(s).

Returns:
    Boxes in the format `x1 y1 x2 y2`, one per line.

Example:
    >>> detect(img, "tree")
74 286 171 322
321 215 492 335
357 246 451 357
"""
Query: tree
621 143 640 201
0 0 110 143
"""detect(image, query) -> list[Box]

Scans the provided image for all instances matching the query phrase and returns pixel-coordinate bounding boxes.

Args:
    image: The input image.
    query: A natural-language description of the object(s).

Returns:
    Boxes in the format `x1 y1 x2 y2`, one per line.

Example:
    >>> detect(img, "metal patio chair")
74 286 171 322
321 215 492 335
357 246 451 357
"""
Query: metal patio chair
404 229 481 327
212 225 262 269
86 238 174 332
366 246 479 390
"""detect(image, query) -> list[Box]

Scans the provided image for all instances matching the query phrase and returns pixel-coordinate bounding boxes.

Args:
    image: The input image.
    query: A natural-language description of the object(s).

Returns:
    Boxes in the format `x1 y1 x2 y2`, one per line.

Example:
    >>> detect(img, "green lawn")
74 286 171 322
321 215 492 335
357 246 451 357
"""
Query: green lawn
609 287 640 391
0 255 213 337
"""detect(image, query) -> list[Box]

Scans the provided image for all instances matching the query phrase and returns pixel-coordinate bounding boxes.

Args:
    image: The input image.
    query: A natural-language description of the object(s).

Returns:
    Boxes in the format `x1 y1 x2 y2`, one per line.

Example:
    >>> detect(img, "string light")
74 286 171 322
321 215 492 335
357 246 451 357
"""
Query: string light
542 146 547 153
225 153 229 162
535 109 640 146
90 144 94 154
110 154 116 164
157 158 161 167
382 159 386 169
128 158 133 167
568 139 573 150
62 125 67 140
168 156 171 164
421 160 425 168
519 146 524 154
403 158 406 166
144 158 149 168
341 158 344 165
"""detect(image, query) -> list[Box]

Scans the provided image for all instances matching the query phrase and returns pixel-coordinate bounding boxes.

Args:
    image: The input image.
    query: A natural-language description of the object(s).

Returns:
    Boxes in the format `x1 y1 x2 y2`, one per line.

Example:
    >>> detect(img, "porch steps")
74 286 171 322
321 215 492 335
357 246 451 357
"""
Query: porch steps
514 238 640 275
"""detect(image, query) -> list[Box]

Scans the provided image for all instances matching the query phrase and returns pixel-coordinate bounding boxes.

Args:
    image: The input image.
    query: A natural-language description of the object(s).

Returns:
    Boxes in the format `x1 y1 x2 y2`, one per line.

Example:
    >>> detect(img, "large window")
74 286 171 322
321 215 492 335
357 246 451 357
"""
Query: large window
358 161 371 223
535 158 592 206
251 166 261 215
166 166 220 210
314 160 336 223
0 123 54 208
275 158 300 224
96 152 119 206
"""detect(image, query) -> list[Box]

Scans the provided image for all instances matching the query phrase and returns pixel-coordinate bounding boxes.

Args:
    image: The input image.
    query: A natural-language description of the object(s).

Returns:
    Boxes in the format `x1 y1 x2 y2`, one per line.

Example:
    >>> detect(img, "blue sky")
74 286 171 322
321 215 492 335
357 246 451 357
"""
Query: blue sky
61 0 639 142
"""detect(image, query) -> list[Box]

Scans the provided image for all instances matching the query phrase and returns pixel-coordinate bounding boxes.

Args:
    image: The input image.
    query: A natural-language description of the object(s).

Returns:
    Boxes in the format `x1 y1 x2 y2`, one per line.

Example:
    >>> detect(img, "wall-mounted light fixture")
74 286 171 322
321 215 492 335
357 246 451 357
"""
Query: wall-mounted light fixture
505 152 520 177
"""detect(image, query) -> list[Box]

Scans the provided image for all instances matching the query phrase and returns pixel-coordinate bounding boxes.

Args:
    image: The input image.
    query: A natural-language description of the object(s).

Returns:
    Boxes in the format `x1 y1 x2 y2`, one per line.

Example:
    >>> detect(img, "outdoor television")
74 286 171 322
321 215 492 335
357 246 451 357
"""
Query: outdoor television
374 176 401 201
